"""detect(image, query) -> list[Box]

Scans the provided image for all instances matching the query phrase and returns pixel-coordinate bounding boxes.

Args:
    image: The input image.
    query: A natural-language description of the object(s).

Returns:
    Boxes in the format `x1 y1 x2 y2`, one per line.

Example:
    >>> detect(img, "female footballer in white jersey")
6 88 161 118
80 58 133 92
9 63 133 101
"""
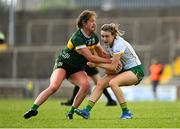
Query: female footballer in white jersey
75 23 144 119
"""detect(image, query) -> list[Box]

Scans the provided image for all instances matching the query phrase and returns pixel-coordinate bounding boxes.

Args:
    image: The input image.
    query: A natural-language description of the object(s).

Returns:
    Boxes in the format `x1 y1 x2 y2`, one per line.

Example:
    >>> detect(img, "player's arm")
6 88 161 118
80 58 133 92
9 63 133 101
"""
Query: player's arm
87 53 122 72
76 47 111 63
94 43 110 58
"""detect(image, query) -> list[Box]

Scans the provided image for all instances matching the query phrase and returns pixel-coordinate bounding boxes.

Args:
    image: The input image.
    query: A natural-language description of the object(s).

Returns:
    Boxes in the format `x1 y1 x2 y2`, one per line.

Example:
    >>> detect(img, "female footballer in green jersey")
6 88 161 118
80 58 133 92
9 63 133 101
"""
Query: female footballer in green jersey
75 23 144 119
23 10 111 120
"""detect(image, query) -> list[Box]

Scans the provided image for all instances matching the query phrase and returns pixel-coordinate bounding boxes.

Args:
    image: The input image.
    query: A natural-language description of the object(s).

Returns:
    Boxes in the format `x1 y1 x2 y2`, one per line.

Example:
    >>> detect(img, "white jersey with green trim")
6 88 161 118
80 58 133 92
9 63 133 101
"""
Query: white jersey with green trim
104 36 141 70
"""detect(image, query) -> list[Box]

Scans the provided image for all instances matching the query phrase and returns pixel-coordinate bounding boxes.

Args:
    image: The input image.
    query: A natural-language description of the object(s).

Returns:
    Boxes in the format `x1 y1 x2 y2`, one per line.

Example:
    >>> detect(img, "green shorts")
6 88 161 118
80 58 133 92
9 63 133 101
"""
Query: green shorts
53 58 83 78
85 65 98 76
123 65 144 85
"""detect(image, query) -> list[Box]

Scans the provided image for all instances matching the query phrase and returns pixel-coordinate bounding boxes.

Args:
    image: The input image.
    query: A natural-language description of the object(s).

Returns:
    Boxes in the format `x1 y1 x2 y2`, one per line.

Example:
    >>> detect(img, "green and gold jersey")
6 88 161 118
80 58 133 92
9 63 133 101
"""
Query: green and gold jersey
58 29 99 69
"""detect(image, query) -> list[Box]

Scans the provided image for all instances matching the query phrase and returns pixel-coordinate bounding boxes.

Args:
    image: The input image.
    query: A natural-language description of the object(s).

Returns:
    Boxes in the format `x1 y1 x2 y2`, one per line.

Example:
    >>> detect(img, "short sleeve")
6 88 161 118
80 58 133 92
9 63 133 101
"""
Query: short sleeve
71 36 86 50
113 37 126 55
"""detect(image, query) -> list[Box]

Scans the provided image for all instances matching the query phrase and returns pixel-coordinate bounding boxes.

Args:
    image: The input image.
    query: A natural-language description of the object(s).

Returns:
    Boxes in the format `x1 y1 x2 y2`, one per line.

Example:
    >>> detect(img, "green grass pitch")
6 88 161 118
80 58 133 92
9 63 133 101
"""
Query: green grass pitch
0 99 180 128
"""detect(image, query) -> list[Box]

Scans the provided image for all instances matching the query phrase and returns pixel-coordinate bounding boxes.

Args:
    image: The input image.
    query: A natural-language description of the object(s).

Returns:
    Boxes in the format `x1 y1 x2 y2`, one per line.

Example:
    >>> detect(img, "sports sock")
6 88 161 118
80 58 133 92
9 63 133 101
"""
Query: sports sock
120 102 129 113
69 106 75 114
85 100 95 112
31 104 39 110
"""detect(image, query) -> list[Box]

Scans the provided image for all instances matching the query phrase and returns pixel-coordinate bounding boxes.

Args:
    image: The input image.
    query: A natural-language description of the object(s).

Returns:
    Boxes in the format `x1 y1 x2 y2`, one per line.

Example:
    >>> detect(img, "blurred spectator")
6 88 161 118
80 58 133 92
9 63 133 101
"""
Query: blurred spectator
173 56 180 76
149 58 163 100
0 31 8 52
23 81 34 98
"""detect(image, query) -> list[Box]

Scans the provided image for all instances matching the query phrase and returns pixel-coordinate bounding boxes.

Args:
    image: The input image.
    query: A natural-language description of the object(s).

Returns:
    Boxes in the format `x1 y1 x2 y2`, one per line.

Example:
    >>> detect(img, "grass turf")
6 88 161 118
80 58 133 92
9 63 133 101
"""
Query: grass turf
0 99 180 128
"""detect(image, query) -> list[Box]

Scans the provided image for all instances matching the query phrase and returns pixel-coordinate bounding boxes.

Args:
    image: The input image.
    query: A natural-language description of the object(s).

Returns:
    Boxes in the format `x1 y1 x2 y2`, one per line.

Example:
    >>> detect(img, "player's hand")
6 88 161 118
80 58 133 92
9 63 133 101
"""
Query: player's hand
116 62 122 72
87 62 96 67
105 70 118 75
105 62 122 75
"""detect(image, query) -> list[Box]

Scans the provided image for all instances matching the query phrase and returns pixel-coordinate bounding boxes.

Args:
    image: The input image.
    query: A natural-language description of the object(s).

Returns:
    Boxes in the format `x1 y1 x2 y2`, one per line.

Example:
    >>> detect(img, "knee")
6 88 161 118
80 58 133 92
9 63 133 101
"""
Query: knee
48 81 60 93
109 80 119 89
79 82 90 94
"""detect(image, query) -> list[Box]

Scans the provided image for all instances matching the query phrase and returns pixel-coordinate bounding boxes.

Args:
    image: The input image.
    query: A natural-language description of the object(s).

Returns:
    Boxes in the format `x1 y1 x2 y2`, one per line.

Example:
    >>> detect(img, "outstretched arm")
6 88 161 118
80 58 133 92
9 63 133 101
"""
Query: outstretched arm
94 43 110 58
76 47 111 64
87 54 122 73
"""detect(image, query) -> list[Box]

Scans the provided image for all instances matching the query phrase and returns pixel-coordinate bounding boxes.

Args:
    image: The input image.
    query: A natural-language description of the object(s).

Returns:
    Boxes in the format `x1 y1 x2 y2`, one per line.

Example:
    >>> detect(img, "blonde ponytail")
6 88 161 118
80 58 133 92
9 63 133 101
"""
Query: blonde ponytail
101 23 125 37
